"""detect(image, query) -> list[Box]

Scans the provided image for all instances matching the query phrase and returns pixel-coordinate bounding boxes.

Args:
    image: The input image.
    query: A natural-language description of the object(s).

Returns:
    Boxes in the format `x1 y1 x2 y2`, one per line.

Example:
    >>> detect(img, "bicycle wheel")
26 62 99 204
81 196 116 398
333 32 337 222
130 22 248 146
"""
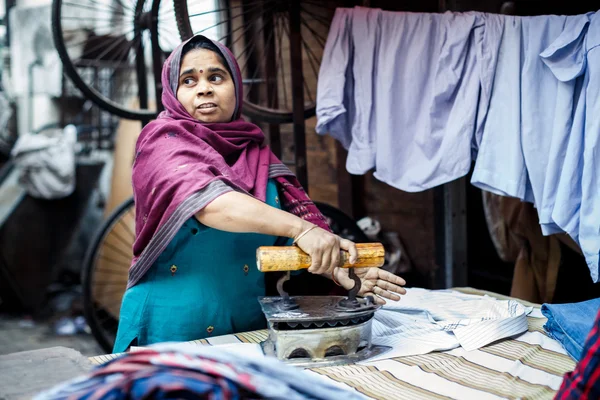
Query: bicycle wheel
314 201 370 243
173 0 338 124
82 197 366 352
82 197 135 353
52 0 181 120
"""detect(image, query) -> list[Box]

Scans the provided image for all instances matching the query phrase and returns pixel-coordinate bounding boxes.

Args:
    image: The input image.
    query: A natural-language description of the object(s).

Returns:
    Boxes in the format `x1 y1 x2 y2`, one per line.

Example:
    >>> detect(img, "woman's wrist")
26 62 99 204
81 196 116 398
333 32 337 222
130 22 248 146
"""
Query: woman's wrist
289 219 314 241
293 224 318 244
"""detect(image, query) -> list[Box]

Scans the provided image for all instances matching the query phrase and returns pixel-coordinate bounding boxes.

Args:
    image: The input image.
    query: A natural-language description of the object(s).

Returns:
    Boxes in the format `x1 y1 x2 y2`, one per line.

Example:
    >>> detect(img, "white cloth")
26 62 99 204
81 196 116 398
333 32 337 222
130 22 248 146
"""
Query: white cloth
368 288 531 361
11 125 77 200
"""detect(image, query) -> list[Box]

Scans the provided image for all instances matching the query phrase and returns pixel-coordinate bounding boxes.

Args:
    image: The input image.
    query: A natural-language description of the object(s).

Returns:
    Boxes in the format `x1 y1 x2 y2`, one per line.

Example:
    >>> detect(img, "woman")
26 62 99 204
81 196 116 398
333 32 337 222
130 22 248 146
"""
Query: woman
113 35 406 353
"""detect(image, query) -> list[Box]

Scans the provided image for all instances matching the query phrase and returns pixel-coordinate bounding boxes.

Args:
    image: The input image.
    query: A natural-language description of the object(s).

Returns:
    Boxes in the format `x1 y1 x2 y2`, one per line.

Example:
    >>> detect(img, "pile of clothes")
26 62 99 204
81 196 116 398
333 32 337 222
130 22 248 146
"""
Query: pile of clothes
34 343 366 400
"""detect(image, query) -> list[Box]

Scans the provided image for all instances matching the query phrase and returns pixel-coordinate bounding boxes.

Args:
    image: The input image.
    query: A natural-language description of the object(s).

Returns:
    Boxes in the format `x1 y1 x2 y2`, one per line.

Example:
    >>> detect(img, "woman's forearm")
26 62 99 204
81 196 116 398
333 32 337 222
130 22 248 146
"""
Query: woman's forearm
195 191 311 238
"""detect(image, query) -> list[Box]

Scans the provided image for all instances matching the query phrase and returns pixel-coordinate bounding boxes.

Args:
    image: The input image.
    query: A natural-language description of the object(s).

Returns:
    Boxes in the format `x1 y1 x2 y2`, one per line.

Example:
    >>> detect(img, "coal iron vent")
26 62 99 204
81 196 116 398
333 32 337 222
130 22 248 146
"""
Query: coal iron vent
324 346 345 357
288 348 312 359
273 314 373 330
286 345 349 360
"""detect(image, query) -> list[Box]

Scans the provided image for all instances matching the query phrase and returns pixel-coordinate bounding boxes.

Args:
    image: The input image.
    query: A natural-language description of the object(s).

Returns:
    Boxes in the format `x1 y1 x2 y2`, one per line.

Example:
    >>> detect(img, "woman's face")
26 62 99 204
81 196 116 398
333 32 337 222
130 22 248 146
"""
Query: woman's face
176 48 236 123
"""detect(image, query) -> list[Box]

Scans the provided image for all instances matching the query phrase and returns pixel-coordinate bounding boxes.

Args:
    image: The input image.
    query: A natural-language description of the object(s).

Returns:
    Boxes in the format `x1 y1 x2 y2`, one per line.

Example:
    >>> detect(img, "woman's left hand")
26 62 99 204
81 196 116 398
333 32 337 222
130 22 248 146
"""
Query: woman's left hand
333 267 407 305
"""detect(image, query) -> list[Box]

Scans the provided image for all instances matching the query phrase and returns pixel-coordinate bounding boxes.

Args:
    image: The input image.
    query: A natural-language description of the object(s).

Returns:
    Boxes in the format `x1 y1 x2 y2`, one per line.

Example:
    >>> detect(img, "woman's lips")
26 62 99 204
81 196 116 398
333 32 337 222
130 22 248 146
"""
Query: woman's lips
196 103 217 114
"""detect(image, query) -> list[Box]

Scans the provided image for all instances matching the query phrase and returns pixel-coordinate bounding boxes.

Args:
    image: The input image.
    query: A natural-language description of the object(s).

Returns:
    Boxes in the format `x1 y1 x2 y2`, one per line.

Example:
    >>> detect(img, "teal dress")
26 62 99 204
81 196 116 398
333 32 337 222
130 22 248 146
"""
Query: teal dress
113 179 285 353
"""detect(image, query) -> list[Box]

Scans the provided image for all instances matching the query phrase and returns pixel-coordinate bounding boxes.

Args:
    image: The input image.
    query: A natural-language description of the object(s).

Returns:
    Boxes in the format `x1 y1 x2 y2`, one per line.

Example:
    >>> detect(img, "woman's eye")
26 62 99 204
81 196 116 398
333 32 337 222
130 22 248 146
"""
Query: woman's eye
210 74 224 83
182 77 195 85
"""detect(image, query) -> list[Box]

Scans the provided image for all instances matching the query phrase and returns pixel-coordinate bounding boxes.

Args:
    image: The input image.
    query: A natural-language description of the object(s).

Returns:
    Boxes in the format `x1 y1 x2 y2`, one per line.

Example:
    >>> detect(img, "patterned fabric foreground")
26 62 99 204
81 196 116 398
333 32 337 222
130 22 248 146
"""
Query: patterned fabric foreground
89 289 575 400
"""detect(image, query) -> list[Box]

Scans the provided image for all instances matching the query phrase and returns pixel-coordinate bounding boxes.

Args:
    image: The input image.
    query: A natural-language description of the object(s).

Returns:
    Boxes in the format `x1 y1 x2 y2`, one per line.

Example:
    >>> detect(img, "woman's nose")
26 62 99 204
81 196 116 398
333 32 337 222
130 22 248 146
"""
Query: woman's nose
196 81 212 96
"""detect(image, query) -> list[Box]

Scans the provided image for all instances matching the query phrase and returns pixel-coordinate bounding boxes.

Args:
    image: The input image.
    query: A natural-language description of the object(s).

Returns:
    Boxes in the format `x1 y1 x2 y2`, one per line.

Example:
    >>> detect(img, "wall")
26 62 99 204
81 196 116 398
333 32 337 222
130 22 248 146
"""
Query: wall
9 0 61 135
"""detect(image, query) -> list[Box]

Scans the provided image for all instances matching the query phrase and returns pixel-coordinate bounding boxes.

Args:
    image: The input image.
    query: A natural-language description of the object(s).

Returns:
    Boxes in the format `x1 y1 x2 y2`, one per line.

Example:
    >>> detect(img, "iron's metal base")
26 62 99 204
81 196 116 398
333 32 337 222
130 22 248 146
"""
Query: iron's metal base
261 339 390 367
258 298 388 367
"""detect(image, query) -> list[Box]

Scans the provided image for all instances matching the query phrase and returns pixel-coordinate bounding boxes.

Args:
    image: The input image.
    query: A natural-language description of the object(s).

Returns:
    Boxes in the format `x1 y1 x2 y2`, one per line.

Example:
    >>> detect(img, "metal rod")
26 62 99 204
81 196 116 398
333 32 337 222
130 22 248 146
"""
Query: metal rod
263 5 282 158
134 7 149 125
151 0 163 114
289 1 308 190
242 0 260 107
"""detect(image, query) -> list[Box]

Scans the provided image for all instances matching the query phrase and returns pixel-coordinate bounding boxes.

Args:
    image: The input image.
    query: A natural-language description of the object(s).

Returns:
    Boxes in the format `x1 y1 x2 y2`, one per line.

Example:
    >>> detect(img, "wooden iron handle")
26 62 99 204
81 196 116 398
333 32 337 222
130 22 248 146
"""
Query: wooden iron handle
256 243 385 272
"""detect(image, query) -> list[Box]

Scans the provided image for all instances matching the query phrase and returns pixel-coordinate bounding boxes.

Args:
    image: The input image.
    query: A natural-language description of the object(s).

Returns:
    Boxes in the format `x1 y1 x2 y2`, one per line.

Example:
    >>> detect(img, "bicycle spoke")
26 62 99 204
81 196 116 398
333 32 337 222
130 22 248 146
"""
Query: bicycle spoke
157 28 181 47
93 265 130 274
238 18 270 74
158 26 181 49
187 1 265 19
300 16 326 48
268 15 282 109
301 0 338 11
300 34 321 81
218 16 253 45
77 33 133 66
159 2 176 15
63 1 128 16
98 253 132 267
192 2 263 36
68 21 135 34
92 282 124 301
299 7 332 30
263 15 277 107
104 213 137 248
115 35 144 104
111 0 135 13
118 213 136 240
103 35 139 84
302 69 313 103
276 14 288 110
87 0 129 15
85 35 133 67
100 240 133 262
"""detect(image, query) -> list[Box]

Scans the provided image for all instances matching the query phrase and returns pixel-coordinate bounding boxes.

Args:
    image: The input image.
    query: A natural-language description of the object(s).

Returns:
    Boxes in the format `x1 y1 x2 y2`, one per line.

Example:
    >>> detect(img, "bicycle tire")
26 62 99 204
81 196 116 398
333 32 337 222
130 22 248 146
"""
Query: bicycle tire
314 201 370 243
82 196 135 353
52 0 176 121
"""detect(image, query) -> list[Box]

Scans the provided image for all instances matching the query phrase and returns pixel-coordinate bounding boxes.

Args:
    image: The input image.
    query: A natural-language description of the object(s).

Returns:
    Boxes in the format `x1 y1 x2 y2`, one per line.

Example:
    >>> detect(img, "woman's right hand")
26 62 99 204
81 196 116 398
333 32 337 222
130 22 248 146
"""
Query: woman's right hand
293 223 358 276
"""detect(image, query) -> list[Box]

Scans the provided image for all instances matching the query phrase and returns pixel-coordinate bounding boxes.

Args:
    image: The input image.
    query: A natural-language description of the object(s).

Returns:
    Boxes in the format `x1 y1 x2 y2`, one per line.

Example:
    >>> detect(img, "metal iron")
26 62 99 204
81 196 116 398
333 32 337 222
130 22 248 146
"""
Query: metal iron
263 253 390 366
259 295 390 366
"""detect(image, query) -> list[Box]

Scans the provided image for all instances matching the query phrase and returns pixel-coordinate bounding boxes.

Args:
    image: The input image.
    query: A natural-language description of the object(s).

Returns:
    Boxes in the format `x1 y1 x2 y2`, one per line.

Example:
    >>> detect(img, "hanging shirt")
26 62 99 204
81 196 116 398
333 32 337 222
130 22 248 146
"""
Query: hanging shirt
519 13 596 281
523 15 592 235
316 7 503 192
474 12 599 282
471 16 528 200
472 14 591 205
577 12 600 282
315 7 354 151
537 14 592 237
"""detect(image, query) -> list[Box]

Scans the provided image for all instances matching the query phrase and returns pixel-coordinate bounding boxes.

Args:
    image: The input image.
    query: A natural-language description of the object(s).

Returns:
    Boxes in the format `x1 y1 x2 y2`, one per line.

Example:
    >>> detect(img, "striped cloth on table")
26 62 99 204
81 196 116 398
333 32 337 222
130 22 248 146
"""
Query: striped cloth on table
368 288 531 360
89 289 575 400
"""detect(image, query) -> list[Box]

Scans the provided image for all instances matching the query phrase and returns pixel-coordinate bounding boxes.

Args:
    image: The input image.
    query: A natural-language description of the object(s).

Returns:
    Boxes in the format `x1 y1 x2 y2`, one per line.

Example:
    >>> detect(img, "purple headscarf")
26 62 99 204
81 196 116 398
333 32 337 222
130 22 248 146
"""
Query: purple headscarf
128 35 330 288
